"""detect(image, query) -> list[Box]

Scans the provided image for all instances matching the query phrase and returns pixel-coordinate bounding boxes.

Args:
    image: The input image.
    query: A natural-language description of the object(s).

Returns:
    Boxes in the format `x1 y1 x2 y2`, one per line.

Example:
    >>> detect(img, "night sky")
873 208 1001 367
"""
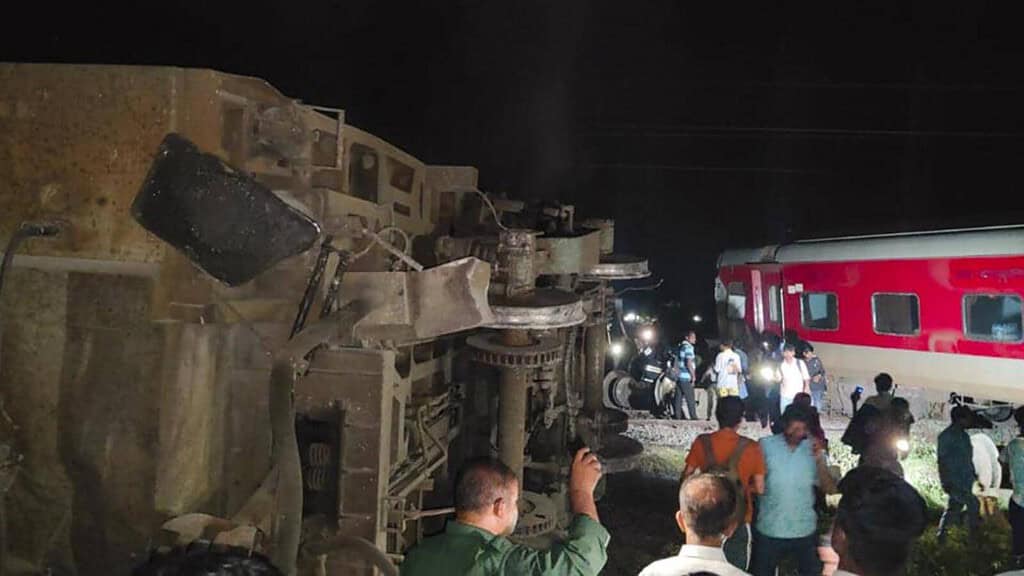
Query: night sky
5 1 1024 336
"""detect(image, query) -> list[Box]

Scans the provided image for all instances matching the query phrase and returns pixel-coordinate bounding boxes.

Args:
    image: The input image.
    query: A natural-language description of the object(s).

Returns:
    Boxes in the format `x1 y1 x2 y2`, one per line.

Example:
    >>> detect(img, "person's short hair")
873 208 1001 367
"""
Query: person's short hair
781 403 815 428
803 343 814 353
454 458 517 513
715 396 745 428
1015 406 1024 429
720 339 733 348
132 546 283 576
783 343 796 353
678 474 737 540
835 466 927 575
793 392 812 407
873 373 893 392
950 405 973 425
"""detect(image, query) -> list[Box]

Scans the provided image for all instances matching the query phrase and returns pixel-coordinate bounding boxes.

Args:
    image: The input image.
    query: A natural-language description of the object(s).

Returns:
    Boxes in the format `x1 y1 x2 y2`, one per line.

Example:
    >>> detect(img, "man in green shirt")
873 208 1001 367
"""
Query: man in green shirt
400 447 610 575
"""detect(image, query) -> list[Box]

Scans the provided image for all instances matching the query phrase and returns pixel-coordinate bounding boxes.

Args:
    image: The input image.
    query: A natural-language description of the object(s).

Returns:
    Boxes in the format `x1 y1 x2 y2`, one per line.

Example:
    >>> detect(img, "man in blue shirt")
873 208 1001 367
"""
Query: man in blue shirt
751 404 837 576
937 406 979 543
673 331 698 420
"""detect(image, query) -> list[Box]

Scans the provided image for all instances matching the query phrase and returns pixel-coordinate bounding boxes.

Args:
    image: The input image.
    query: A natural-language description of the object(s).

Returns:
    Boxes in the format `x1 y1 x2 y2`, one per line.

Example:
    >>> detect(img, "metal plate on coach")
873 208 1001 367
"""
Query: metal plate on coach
131 133 321 286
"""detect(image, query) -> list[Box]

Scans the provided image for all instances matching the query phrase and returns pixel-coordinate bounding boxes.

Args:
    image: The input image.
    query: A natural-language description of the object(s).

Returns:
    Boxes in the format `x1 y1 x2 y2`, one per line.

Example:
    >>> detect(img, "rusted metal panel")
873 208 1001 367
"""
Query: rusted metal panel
154 323 228 516
0 268 73 570
58 273 165 573
0 64 178 263
302 349 398 549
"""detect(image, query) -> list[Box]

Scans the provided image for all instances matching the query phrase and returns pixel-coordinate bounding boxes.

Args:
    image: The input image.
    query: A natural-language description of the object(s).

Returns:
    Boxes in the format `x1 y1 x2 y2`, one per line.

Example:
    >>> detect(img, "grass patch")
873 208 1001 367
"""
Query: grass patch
635 444 687 479
826 434 1014 575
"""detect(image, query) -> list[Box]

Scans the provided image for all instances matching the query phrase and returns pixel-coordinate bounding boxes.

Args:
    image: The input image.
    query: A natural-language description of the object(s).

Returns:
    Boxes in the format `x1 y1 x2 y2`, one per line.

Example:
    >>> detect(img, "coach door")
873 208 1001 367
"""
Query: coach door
753 265 784 336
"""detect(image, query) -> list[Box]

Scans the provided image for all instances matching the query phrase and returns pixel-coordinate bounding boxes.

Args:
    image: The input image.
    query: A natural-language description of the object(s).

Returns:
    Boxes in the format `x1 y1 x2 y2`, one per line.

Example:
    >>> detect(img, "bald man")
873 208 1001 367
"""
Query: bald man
639 473 750 576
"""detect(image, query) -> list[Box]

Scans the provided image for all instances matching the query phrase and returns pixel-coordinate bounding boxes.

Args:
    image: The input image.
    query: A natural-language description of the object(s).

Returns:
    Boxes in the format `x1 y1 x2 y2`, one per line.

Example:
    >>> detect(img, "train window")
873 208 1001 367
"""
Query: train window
348 144 379 202
769 285 781 323
963 293 1023 343
872 293 920 335
387 156 416 194
726 282 746 320
801 292 838 330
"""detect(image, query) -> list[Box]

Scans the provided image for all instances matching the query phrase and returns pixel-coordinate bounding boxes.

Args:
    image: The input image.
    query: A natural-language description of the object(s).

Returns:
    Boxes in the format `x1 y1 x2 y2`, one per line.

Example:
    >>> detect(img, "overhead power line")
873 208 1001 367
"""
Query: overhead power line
583 163 823 175
582 124 1024 139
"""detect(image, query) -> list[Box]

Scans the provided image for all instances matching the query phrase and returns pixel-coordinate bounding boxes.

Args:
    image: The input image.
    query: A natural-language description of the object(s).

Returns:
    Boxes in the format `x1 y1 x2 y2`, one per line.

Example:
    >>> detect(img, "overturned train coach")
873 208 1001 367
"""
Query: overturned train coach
716 225 1024 417
0 64 650 575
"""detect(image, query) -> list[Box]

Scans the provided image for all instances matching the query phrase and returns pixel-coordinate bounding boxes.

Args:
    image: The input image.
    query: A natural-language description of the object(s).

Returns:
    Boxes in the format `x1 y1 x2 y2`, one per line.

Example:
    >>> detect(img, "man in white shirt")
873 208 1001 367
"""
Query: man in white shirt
639 473 750 576
777 343 810 413
713 340 743 397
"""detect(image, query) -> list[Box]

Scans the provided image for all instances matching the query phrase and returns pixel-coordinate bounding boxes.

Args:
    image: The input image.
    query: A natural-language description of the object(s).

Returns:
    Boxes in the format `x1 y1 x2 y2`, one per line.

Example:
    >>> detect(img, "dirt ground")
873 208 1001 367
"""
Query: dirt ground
595 411 1017 576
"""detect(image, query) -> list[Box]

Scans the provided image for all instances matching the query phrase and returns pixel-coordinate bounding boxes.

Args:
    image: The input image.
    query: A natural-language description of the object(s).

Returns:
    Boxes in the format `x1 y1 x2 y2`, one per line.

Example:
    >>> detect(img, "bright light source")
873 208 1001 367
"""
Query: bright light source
692 314 703 323
624 312 638 323
759 366 775 381
610 342 624 357
640 328 655 342
895 438 910 453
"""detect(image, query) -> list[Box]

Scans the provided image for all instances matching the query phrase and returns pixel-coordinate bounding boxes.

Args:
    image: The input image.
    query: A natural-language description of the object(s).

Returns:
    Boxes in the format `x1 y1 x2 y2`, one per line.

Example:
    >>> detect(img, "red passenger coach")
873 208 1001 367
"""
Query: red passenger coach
716 225 1024 412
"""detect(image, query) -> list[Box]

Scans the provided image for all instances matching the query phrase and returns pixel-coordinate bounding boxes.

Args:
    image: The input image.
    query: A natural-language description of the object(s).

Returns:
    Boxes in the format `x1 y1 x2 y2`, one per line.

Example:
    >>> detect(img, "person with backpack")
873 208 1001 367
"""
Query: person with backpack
681 397 766 571
777 343 810 413
751 403 838 576
713 340 743 398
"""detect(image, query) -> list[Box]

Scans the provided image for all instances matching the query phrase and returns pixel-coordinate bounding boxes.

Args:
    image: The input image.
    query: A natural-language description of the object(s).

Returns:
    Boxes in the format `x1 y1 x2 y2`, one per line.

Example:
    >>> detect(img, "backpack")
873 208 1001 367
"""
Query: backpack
841 403 882 455
699 434 751 523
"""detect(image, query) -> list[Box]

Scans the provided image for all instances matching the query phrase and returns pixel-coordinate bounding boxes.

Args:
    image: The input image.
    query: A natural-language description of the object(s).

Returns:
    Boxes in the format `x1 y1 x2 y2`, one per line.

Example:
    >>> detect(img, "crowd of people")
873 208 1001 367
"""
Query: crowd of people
670 329 831 428
398 331 1024 576
399 395 928 576
132 329 1024 576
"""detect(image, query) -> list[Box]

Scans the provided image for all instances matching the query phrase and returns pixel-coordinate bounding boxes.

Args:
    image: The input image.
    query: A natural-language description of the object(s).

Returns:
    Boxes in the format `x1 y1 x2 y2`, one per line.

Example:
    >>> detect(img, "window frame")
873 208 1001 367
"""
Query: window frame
768 285 781 323
726 281 747 320
800 291 840 331
871 292 921 336
962 292 1024 344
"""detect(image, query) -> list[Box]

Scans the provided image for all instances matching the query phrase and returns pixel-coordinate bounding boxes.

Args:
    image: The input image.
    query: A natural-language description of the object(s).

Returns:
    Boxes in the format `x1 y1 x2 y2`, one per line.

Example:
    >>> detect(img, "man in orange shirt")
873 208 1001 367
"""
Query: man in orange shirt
682 397 766 572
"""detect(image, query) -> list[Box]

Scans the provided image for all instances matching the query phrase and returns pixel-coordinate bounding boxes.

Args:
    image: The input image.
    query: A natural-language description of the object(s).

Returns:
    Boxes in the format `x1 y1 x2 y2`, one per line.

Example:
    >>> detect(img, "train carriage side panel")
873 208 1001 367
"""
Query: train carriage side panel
780 255 1024 405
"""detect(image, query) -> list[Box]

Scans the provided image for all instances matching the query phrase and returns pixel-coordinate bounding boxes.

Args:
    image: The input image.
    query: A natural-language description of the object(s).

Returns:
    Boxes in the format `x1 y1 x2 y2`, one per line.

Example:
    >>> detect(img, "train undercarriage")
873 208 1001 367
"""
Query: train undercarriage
0 64 650 575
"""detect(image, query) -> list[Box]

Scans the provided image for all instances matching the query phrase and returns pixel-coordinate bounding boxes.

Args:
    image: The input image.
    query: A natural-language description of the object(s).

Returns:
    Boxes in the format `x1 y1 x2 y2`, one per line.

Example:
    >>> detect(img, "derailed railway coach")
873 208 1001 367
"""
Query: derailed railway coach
716 225 1024 418
0 64 649 575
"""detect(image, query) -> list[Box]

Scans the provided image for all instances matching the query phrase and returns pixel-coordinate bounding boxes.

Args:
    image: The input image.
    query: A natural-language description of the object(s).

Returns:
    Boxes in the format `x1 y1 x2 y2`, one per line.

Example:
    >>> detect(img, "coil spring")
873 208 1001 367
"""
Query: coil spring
303 442 333 491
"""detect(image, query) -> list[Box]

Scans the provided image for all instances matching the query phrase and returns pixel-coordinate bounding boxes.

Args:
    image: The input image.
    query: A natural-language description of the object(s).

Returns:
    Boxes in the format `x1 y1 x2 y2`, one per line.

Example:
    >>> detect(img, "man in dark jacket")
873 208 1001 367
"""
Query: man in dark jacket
936 406 979 542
